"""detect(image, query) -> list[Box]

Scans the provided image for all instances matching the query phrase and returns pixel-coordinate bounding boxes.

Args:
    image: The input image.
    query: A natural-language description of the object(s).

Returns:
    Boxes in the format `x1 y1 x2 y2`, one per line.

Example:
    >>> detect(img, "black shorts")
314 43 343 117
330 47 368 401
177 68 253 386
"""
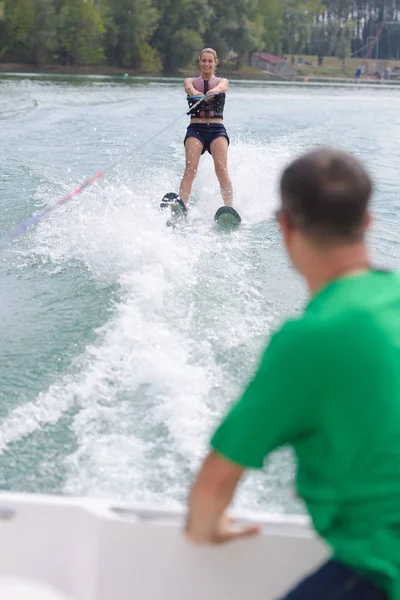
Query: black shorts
184 123 230 155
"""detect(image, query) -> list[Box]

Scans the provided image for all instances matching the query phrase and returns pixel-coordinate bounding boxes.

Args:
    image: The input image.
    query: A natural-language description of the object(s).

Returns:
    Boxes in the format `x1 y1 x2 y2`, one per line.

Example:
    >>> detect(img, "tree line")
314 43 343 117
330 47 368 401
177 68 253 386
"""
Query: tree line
0 0 399 71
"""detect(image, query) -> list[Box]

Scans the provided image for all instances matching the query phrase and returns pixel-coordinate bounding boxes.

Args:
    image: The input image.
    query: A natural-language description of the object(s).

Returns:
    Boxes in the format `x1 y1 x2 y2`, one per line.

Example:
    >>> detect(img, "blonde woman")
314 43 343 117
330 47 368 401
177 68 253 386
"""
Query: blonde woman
180 47 233 209
161 48 240 229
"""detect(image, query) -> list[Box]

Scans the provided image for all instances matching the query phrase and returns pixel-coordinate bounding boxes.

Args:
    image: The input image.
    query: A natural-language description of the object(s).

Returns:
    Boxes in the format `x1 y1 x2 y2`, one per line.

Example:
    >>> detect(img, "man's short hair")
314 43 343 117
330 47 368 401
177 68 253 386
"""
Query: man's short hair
280 148 373 243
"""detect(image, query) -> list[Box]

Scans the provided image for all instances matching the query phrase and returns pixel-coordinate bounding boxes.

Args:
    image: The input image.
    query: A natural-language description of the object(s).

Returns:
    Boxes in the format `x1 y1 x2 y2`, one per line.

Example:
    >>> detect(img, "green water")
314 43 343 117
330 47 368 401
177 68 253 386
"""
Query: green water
0 74 399 513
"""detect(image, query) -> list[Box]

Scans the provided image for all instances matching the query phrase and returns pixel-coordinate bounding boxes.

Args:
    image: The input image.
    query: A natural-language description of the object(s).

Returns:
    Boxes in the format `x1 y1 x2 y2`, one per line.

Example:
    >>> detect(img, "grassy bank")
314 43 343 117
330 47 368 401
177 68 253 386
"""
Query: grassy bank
2 54 400 83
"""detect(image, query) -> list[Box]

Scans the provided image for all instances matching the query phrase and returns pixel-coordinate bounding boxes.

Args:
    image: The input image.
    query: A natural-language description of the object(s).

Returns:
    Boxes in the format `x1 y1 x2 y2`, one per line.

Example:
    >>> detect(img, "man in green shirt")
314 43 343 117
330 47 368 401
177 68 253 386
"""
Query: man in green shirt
184 148 400 599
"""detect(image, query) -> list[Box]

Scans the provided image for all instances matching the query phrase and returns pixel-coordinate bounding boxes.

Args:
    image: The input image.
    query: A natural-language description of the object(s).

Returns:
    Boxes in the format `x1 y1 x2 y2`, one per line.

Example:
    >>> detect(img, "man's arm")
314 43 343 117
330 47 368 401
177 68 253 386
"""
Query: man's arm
185 320 321 546
185 450 260 544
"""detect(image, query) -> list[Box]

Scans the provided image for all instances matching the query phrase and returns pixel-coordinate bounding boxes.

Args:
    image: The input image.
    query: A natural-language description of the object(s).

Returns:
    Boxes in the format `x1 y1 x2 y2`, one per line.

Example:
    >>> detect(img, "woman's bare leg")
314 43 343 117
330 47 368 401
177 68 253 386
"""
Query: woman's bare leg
210 136 233 207
179 137 203 205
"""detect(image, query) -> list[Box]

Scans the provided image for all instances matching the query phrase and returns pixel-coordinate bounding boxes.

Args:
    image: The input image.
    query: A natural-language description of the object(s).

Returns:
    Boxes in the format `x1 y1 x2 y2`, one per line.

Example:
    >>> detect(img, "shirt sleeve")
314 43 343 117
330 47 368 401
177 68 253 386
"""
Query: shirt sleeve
210 319 322 469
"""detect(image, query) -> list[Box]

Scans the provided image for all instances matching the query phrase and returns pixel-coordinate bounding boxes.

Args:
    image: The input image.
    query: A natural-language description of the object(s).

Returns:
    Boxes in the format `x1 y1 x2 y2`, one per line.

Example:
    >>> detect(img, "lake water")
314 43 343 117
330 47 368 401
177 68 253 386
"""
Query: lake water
1 73 399 514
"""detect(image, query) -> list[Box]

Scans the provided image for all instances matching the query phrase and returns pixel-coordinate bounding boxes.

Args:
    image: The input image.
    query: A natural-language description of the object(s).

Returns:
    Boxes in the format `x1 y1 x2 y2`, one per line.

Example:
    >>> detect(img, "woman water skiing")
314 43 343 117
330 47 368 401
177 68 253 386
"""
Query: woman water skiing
180 47 233 208
161 48 240 229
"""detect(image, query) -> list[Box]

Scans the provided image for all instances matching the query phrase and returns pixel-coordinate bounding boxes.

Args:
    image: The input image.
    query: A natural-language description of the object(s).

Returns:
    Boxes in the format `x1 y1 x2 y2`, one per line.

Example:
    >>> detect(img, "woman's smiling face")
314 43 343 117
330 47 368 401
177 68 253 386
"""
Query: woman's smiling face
199 52 216 76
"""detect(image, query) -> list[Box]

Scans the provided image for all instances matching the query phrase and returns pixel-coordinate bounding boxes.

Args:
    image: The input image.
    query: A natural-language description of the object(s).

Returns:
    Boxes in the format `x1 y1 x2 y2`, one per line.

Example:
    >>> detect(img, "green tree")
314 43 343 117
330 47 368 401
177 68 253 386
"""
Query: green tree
58 0 105 66
282 0 321 54
321 0 354 25
2 0 400 70
31 0 57 64
169 27 203 70
202 0 236 59
258 0 283 55
3 0 56 64
0 1 5 58
4 0 34 56
309 19 339 66
203 0 264 68
225 0 263 67
102 0 158 68
137 42 162 72
336 21 354 68
151 0 211 72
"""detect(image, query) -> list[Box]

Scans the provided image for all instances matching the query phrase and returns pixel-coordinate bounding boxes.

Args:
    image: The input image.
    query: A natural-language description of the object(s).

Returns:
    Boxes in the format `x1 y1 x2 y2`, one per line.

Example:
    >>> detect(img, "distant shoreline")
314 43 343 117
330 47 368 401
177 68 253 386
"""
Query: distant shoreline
1 62 399 86
0 62 274 79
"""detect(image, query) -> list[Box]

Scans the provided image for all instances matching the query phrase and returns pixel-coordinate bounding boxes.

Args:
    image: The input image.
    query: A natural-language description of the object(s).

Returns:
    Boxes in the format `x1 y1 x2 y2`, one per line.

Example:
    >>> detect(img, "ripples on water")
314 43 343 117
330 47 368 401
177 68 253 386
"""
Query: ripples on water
0 74 399 513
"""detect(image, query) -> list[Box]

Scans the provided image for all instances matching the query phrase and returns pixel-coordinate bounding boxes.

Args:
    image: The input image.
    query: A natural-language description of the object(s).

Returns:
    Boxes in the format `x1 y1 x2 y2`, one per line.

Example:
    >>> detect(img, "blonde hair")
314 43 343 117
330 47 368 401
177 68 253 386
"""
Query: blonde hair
199 48 219 73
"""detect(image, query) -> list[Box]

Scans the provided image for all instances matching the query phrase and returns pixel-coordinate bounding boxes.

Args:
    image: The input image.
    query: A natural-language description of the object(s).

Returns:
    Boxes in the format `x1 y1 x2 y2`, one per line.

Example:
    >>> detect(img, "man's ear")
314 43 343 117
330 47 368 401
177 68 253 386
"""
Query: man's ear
277 210 293 246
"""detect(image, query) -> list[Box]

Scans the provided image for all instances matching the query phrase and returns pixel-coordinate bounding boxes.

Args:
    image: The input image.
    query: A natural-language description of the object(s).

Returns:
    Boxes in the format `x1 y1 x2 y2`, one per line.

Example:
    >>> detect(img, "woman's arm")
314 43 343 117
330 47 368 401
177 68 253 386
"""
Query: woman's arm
207 78 229 96
184 77 198 96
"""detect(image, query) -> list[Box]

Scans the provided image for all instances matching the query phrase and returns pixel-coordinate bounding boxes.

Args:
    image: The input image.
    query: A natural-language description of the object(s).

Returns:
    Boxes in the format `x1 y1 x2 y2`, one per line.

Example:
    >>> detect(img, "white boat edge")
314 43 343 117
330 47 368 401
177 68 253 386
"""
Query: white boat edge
0 491 329 599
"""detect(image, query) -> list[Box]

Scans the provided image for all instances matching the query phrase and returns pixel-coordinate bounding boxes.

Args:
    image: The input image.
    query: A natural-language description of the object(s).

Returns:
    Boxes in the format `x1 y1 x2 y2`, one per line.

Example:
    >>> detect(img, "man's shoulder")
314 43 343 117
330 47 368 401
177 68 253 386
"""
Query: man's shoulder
269 308 372 358
271 313 328 345
260 315 328 371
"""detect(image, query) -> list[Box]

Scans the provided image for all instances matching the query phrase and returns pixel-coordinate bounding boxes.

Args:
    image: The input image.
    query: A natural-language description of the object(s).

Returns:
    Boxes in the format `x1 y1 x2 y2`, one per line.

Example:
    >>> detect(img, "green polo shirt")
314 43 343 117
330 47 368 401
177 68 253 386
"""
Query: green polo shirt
211 270 400 598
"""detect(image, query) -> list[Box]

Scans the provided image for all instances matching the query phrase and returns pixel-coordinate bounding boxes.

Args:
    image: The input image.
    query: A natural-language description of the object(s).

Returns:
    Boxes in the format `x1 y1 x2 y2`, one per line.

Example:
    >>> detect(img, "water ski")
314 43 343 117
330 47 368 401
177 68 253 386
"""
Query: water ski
160 192 187 227
214 206 241 231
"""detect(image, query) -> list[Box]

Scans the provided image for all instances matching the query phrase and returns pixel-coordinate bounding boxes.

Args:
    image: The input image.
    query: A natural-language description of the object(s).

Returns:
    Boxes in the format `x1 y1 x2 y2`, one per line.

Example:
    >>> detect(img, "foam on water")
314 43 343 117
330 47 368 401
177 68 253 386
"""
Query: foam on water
0 137 296 507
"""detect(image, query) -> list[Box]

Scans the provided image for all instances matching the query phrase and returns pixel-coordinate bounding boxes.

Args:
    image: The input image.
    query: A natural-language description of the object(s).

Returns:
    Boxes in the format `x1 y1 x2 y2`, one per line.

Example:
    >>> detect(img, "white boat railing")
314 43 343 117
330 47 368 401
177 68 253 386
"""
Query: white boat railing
0 492 329 600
